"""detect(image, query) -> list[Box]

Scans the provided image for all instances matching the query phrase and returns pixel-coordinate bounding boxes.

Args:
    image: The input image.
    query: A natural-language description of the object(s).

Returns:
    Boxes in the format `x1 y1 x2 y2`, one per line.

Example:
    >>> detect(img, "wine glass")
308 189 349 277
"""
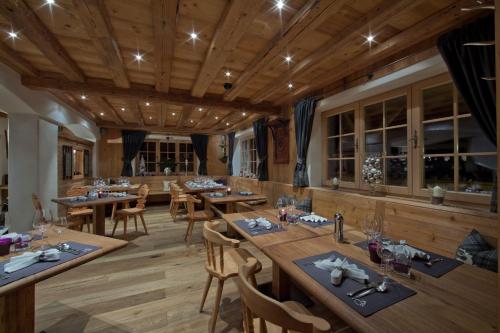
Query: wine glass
54 216 68 245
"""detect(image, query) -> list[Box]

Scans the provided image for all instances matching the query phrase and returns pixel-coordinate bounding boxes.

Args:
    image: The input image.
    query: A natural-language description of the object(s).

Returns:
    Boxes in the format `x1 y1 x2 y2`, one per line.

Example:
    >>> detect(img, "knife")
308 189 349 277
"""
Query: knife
347 282 378 297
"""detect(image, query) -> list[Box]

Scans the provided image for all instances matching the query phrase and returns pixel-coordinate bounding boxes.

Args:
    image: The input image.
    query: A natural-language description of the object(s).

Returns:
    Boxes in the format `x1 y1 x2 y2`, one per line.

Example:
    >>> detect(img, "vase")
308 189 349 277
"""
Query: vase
369 183 376 195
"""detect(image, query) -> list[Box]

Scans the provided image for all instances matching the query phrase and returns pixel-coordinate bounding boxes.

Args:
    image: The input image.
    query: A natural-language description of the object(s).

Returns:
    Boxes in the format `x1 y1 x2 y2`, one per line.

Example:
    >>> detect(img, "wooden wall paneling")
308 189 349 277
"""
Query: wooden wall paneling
97 128 123 178
206 135 228 175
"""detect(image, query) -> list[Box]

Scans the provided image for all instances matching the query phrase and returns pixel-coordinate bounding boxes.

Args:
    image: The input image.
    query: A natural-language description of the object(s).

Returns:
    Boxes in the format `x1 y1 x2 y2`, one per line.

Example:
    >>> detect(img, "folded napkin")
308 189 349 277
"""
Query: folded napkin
239 191 253 196
4 248 60 273
0 233 19 242
387 243 427 260
314 256 369 286
300 214 327 223
209 192 224 198
245 218 273 230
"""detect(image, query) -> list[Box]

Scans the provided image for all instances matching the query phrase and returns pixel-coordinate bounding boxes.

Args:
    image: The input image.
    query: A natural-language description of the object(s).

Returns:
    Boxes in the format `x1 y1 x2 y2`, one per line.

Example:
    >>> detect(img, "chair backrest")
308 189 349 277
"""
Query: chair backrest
66 186 87 197
203 221 239 274
32 193 43 211
236 258 330 333
136 184 150 209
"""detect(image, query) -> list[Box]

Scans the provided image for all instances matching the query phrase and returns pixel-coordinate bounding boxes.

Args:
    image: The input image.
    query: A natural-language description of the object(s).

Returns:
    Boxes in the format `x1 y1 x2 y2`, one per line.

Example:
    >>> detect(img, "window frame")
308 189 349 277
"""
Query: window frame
135 140 197 176
240 136 257 176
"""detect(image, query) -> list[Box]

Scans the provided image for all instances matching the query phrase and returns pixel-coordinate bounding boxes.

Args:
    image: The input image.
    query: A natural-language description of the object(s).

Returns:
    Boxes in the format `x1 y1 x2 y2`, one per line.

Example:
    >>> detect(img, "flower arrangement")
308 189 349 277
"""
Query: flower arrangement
362 155 383 192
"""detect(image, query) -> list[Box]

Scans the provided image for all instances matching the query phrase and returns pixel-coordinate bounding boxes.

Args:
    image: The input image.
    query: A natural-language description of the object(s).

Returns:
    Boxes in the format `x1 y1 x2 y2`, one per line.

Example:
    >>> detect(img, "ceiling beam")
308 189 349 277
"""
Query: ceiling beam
94 97 125 125
223 0 349 101
49 90 96 120
191 0 266 97
275 0 479 105
127 101 145 126
205 111 231 130
225 113 260 133
0 42 39 76
193 110 214 129
0 0 85 82
249 0 420 103
159 104 167 127
178 107 193 127
152 0 179 92
72 0 129 88
21 76 281 114
99 122 218 135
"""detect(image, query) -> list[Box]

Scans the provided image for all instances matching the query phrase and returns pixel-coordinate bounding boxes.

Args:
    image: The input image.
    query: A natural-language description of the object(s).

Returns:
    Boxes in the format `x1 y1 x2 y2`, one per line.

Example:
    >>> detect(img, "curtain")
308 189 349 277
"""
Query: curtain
121 130 147 177
437 14 496 212
227 132 235 176
293 96 317 187
62 145 73 180
253 118 268 181
191 134 208 175
83 149 90 177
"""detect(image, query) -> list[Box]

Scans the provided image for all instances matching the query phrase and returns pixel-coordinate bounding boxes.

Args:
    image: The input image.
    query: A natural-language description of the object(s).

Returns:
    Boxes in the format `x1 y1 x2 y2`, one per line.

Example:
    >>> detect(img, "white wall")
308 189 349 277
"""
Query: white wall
0 118 8 182
38 120 58 217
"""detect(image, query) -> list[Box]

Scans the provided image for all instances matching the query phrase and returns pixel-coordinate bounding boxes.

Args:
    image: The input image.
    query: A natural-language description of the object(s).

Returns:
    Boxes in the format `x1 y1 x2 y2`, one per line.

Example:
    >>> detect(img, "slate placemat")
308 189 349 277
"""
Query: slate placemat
294 251 416 317
234 219 285 237
354 240 462 278
0 242 100 287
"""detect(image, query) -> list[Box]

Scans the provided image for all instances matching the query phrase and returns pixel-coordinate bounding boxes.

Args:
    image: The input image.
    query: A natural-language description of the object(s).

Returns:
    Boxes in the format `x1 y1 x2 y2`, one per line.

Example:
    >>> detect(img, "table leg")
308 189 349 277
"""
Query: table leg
226 203 239 237
93 205 106 236
272 261 290 301
111 203 117 221
0 284 35 333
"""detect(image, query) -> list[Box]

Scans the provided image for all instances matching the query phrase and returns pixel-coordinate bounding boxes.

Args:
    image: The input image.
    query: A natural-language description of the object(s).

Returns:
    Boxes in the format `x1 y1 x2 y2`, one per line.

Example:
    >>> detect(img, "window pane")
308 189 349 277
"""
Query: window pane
458 116 496 153
328 137 339 158
385 96 407 127
459 156 496 194
169 143 176 151
386 158 407 186
364 103 383 130
423 156 454 189
341 135 355 158
160 142 167 151
422 83 453 120
147 152 155 162
179 143 185 151
187 144 193 152
341 160 355 182
147 142 155 151
140 142 147 151
341 111 355 134
386 127 407 156
327 160 339 179
423 120 454 154
327 115 339 136
365 131 383 154
146 163 155 173
458 92 471 115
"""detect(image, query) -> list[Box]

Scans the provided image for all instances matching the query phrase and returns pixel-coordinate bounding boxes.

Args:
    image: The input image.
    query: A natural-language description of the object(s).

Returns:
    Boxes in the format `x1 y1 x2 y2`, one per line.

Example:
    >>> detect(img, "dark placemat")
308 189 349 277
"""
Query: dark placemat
294 251 416 317
0 242 100 287
298 216 334 228
234 219 285 237
354 240 462 278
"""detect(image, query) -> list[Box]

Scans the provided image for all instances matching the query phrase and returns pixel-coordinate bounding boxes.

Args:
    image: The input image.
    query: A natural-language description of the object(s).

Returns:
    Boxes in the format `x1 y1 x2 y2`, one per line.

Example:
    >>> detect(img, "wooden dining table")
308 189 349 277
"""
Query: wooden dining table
52 195 139 236
0 228 127 333
222 209 498 333
200 192 268 214
182 184 227 195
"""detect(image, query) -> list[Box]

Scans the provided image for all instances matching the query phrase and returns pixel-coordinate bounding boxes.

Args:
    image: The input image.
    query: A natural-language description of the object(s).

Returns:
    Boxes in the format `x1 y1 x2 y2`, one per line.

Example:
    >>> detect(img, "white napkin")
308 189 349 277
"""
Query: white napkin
0 233 19 242
387 244 427 260
4 248 60 273
300 214 327 223
314 257 369 286
245 218 273 230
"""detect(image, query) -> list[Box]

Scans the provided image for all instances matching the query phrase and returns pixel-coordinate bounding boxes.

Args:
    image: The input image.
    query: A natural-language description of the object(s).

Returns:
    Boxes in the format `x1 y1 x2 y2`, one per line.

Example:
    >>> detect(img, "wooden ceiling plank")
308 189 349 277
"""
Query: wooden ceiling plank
159 104 167 127
72 0 129 88
49 90 96 120
0 42 39 76
21 76 281 114
193 110 214 129
127 102 145 127
0 0 85 82
100 122 218 135
94 97 125 125
191 0 266 97
226 113 260 133
178 107 193 128
223 0 349 101
152 0 179 93
275 0 479 105
250 0 420 103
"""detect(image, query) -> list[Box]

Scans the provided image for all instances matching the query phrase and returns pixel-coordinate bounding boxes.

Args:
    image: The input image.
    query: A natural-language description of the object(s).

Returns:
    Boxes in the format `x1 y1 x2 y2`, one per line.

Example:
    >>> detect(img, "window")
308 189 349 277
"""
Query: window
322 73 496 205
241 137 257 176
136 140 196 176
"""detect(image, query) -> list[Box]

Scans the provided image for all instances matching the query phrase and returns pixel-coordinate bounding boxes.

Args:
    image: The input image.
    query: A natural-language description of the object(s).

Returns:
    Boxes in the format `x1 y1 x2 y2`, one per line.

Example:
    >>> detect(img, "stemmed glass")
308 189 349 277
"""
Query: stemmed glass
54 216 68 245
33 209 53 249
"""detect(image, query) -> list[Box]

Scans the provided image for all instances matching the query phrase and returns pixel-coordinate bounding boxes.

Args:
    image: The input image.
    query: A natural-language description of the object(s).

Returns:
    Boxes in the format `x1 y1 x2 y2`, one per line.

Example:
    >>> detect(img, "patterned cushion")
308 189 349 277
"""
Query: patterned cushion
473 250 498 273
296 197 312 213
455 229 495 271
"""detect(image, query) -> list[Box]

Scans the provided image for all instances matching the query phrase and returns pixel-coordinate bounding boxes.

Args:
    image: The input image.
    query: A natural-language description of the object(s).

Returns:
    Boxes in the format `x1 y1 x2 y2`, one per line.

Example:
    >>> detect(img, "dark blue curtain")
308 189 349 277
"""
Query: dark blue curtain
437 15 496 212
227 132 235 176
121 130 146 177
293 96 317 187
191 134 208 175
253 118 268 181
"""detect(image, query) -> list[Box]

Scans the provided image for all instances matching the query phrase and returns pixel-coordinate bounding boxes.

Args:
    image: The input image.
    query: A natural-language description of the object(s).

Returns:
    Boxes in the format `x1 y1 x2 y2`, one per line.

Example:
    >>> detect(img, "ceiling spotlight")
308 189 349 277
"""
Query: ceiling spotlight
149 116 153 120
189 32 198 40
7 30 19 40
284 55 292 64
197 107 203 112
133 52 144 62
365 34 375 44
242 112 247 116
226 122 230 126
99 112 104 116
215 116 219 120
190 119 194 123
224 71 231 78
120 107 125 111
80 94 87 100
46 0 56 4
145 102 151 106
287 82 293 89
172 112 176 116
275 0 285 10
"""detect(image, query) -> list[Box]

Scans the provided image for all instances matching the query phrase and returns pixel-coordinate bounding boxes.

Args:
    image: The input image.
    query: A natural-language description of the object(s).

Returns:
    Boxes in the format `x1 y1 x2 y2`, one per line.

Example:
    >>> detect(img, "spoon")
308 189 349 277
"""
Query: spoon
425 258 444 267
354 278 389 299
347 282 378 297
57 243 81 255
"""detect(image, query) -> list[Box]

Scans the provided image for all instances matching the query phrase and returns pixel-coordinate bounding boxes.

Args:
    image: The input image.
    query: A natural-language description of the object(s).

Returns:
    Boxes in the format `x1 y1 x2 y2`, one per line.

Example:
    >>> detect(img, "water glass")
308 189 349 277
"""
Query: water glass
392 246 412 276
377 239 395 276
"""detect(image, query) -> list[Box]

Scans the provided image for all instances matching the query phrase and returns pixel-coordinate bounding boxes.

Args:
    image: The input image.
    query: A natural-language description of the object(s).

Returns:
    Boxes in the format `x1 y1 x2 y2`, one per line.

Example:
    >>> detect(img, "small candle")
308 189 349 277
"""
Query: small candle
332 177 339 186
368 241 381 264
227 187 232 195
432 186 444 198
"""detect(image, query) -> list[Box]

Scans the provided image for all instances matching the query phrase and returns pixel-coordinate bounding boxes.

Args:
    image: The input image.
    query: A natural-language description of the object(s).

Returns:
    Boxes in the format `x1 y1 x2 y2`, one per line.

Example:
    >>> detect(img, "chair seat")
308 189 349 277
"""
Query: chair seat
206 247 262 280
173 195 188 202
68 208 93 217
117 207 145 215
191 210 214 221
252 301 316 333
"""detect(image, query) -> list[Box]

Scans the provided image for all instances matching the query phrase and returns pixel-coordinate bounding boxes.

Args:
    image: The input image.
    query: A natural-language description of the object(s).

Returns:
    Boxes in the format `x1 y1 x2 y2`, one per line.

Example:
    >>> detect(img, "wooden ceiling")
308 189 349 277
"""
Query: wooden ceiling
0 0 486 134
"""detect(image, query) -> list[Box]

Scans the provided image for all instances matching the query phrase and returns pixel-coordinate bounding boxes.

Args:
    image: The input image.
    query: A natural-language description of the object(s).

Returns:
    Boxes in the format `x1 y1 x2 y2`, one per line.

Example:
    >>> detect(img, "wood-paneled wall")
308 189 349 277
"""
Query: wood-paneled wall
98 128 227 178
267 111 296 184
228 176 497 258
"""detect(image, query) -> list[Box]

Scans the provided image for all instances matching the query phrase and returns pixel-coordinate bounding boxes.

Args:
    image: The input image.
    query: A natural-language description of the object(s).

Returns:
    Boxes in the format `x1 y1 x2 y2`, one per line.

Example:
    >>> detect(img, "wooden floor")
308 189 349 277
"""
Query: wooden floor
35 205 351 333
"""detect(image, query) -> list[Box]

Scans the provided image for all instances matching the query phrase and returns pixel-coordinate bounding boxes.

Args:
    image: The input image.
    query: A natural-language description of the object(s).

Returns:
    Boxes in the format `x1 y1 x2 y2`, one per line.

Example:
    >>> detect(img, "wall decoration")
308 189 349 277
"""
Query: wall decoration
268 118 290 164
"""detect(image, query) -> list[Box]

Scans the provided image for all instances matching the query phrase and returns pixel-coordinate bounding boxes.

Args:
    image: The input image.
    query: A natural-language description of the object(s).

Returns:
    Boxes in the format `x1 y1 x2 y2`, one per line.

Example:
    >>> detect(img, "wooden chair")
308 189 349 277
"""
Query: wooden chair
236 257 331 333
200 221 262 333
184 195 214 245
170 184 188 221
112 184 150 240
32 193 83 230
66 187 93 233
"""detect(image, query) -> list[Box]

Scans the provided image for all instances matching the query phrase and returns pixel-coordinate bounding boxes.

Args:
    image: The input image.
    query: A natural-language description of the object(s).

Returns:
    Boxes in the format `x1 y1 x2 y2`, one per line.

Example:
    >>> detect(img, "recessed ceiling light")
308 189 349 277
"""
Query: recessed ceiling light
145 102 151 106
287 82 293 89
190 119 194 123
224 71 231 78
80 94 87 100
215 116 219 120
7 30 19 40
275 0 285 10
133 52 144 62
365 34 375 45
120 107 125 111
197 107 203 112
45 0 56 4
226 122 230 126
149 116 152 120
284 55 292 64
99 112 104 116
172 112 176 116
189 32 198 40
242 112 247 116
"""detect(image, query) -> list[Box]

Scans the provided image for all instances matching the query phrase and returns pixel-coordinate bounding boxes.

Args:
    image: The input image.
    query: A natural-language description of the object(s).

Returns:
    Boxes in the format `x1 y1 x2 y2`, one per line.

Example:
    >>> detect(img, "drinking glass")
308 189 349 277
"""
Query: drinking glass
392 245 412 276
376 239 395 276
55 216 68 244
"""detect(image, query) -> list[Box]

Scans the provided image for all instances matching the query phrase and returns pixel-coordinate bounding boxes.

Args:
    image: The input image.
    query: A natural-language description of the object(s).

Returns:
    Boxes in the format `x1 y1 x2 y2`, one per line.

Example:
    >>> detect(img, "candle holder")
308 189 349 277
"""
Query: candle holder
226 187 232 195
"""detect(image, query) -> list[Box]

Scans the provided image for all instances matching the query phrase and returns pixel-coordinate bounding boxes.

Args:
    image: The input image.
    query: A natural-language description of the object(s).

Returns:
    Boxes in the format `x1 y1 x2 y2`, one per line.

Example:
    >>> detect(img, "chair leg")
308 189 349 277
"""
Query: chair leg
123 215 128 240
86 216 91 233
139 213 148 235
111 203 117 221
184 220 194 243
199 274 213 313
111 217 119 237
172 201 179 221
134 215 138 231
209 279 225 333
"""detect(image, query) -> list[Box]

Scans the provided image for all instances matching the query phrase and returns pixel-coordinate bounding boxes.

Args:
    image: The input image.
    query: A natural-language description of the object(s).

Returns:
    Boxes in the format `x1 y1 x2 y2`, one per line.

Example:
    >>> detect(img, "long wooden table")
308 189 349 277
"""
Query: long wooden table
52 195 139 236
0 228 127 333
182 184 227 194
222 209 498 333
201 192 268 214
